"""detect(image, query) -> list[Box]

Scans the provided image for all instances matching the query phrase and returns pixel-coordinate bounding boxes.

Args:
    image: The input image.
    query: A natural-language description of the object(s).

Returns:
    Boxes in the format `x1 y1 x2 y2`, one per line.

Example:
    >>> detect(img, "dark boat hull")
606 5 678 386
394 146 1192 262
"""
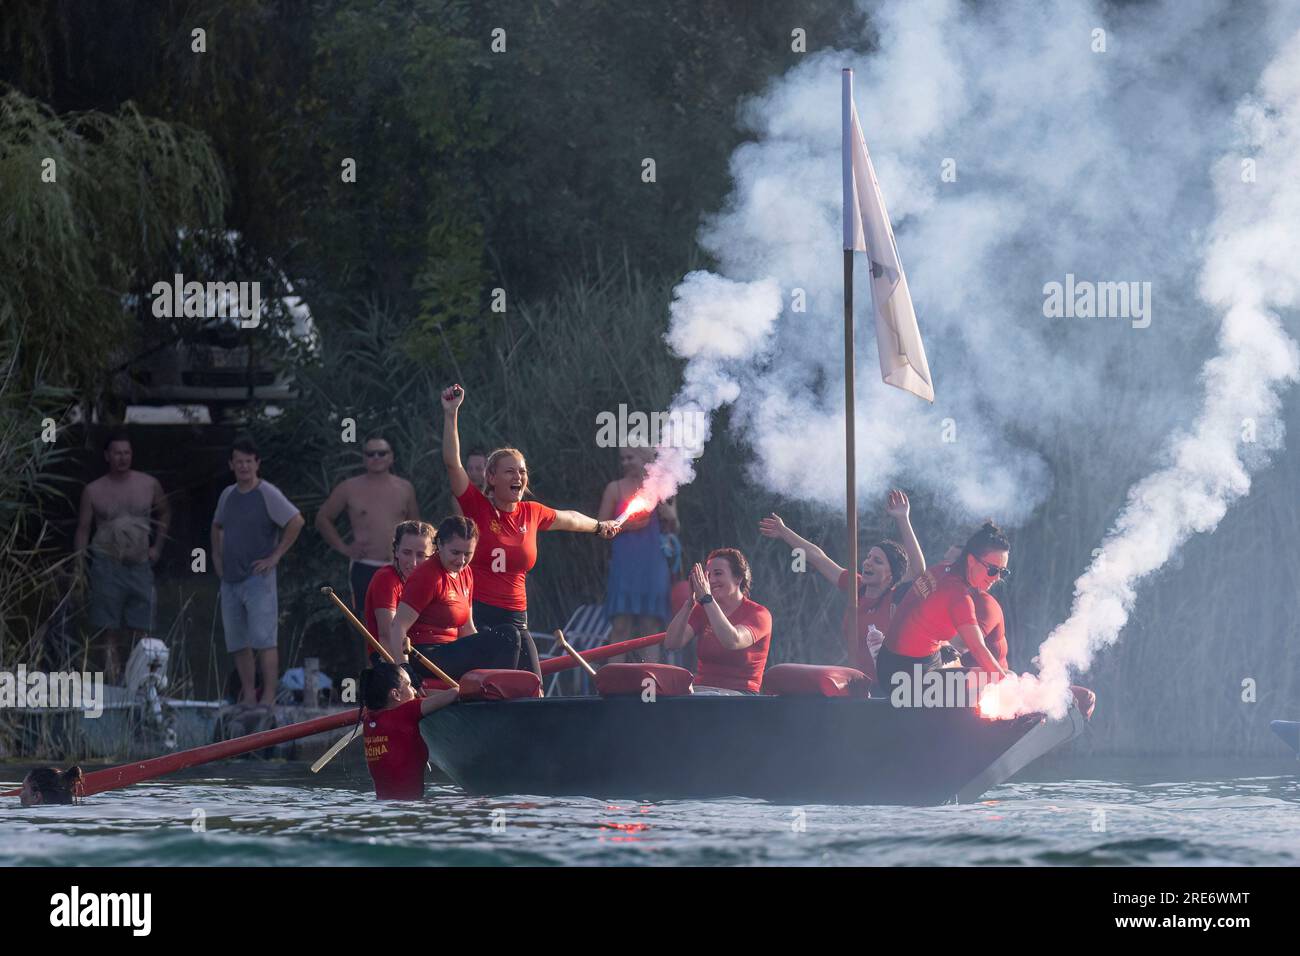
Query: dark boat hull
1271 720 1299 755
420 695 1085 806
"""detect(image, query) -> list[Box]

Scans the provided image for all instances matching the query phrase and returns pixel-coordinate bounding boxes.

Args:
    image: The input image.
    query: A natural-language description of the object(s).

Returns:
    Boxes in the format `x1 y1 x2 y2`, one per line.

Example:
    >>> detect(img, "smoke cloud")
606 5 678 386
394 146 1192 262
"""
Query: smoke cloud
647 0 1300 705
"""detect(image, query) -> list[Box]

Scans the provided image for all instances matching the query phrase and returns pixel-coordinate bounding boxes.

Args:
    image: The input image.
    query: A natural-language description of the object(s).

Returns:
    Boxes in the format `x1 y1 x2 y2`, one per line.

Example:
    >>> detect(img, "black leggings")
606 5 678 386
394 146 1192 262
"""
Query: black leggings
471 601 542 678
872 646 943 698
407 625 524 682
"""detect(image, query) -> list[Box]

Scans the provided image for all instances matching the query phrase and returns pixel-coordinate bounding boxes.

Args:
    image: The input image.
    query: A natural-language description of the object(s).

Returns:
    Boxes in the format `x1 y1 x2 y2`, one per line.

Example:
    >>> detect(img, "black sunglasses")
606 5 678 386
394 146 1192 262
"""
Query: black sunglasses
981 560 1011 579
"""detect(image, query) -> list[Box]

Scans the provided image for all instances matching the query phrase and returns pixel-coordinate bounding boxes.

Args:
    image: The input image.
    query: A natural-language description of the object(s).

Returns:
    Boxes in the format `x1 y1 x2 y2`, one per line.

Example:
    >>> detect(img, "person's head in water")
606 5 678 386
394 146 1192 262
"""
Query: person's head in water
20 765 84 807
434 515 478 574
465 449 488 490
359 660 415 713
961 521 1011 592
860 539 907 596
391 520 435 578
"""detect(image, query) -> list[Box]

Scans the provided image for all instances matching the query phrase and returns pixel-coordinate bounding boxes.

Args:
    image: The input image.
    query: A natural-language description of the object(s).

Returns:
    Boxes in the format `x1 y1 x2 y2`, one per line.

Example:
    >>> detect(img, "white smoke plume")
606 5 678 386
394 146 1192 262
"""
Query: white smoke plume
984 27 1300 717
641 272 783 505
645 0 1300 709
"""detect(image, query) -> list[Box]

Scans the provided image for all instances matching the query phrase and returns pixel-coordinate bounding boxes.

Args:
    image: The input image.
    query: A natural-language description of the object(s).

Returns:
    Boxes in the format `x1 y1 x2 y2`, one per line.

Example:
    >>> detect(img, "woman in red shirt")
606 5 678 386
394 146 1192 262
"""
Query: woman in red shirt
759 490 924 677
389 515 530 679
877 522 1012 694
441 385 618 673
363 519 436 661
358 659 458 800
664 548 772 694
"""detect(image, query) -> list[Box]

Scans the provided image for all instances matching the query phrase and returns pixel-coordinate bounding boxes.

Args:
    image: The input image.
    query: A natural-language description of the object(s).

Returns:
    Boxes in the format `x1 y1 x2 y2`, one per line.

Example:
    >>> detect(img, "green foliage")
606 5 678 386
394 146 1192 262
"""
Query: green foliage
0 88 227 397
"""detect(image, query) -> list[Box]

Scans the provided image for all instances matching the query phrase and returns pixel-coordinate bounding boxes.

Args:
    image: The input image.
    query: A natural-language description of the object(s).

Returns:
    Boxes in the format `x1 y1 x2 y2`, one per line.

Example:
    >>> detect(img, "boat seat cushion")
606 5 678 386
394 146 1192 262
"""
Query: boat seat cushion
596 663 694 698
761 663 871 698
456 669 542 701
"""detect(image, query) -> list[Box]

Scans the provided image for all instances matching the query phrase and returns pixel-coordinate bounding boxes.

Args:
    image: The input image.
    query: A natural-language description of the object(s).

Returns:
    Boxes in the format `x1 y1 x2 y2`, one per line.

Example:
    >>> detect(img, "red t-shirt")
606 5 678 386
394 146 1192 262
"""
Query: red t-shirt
837 570 899 671
455 485 557 611
363 698 428 800
687 598 773 693
926 561 1008 669
885 562 978 658
363 564 404 643
399 559 474 646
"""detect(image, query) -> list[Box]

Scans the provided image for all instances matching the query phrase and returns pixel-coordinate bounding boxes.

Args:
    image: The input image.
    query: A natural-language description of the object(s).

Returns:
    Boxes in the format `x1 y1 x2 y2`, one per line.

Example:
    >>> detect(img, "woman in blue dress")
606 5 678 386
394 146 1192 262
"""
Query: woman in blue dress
598 447 677 661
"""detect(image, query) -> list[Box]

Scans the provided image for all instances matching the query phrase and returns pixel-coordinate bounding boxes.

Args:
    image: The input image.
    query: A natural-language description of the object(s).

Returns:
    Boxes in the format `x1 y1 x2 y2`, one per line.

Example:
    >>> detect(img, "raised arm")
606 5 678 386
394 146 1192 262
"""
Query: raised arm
663 591 696 651
885 490 925 582
758 513 845 586
440 385 469 498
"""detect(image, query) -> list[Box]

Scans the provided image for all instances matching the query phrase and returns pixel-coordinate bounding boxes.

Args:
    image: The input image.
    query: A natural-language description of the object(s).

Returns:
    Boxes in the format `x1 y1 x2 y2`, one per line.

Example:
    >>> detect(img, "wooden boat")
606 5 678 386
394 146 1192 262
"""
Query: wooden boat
419 667 1086 806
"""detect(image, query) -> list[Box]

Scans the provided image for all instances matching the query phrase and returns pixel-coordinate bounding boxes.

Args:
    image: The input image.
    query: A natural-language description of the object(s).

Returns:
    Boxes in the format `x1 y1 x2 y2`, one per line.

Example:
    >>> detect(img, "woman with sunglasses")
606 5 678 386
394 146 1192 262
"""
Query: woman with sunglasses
876 521 1013 693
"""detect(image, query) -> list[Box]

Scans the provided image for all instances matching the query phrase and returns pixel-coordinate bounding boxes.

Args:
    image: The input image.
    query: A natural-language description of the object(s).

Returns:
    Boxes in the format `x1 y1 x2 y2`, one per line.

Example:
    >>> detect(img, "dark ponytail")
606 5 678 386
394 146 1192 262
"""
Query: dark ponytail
354 660 407 738
962 520 1010 561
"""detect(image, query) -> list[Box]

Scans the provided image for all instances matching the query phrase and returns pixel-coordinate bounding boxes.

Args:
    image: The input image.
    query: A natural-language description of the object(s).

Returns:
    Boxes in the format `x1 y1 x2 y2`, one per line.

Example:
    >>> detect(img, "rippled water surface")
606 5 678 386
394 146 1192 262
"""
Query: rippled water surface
3 757 1297 866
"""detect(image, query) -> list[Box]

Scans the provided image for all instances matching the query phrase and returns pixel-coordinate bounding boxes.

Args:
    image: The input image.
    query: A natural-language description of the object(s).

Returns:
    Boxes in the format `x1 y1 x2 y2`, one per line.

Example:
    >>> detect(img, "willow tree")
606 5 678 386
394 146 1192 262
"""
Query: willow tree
0 87 227 403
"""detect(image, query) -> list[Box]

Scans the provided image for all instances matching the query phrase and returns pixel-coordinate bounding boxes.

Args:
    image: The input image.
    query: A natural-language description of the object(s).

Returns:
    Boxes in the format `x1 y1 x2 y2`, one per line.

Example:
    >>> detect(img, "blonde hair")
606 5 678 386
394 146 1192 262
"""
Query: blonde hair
485 447 530 497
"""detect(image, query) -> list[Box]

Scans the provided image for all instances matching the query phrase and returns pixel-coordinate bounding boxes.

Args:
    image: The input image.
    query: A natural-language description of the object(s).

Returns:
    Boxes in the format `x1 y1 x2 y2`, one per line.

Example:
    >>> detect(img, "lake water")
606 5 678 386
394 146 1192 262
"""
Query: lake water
3 757 1297 866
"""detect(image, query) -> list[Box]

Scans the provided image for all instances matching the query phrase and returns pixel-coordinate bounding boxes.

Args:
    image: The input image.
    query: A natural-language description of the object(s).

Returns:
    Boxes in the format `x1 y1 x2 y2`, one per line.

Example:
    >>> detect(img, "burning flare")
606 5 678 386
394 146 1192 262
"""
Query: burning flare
612 494 656 529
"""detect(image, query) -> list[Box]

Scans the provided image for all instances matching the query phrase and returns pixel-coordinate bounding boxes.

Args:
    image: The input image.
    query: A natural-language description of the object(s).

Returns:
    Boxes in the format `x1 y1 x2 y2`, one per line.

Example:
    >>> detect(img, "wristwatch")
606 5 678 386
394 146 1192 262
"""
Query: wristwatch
697 593 714 605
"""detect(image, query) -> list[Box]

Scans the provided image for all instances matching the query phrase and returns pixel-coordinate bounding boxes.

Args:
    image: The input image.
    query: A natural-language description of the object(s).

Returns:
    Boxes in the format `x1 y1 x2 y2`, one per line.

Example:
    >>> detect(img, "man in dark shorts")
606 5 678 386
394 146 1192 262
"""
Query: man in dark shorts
74 430 170 681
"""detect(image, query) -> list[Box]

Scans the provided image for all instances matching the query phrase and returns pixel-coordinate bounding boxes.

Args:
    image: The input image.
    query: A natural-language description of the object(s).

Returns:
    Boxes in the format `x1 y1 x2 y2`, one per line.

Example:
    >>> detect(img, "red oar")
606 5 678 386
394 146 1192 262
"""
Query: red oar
540 632 667 675
1 708 358 799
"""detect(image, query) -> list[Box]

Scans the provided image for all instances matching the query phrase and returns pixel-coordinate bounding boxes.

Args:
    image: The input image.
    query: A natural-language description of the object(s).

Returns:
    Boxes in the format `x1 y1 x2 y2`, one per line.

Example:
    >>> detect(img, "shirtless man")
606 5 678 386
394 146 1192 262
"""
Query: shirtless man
74 430 170 681
315 434 420 611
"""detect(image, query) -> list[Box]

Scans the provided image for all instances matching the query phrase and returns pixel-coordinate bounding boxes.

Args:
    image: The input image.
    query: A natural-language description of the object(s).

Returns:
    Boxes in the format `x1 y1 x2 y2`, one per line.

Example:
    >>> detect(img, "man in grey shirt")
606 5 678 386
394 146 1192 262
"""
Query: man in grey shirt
211 436 305 706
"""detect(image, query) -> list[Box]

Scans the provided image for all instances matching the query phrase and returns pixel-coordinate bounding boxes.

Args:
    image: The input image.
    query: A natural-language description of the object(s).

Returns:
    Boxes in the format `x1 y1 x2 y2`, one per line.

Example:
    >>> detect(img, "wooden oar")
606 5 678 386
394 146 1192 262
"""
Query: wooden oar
540 631 667 675
320 586 459 689
1 709 359 799
553 629 598 678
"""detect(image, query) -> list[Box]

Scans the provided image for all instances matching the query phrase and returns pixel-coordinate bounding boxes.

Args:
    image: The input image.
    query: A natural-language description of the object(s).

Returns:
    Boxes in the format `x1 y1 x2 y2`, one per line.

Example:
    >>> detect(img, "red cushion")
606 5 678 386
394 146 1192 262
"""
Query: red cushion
456 669 542 701
596 663 694 698
761 663 870 698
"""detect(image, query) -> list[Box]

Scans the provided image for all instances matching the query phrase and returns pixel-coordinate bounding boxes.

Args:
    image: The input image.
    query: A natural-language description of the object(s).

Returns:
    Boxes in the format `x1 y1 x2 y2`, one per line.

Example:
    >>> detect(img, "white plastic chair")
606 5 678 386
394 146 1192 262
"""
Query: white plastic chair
542 604 610 696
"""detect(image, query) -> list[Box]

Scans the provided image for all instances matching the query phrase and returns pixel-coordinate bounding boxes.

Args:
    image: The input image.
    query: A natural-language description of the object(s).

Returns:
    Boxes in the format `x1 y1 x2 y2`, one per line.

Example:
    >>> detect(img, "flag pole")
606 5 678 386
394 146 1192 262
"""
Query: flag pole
844 247 858 640
842 69 859 652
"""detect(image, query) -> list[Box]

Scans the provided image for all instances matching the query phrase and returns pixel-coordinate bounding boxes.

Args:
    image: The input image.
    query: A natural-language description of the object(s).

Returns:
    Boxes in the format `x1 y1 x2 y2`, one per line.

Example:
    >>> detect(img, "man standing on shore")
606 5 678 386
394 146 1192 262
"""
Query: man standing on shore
212 436 304 706
315 433 420 611
74 429 170 681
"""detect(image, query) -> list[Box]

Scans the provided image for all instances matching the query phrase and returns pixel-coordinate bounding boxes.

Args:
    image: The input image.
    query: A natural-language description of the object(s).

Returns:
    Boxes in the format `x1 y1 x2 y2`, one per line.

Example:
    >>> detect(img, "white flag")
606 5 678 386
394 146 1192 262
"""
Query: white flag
842 69 934 403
